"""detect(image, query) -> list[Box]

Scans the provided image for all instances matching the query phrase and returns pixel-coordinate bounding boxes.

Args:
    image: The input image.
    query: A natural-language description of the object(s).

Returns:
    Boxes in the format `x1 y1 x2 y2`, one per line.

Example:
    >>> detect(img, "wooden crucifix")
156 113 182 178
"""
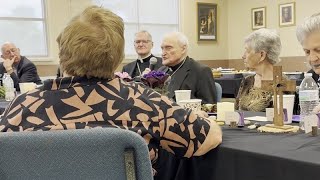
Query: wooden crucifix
261 66 296 129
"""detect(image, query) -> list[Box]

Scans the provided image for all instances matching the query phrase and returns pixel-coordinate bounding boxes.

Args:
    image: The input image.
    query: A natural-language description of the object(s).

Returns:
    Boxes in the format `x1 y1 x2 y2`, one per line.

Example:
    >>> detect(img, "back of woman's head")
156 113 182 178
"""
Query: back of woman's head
244 28 281 65
57 6 124 79
296 13 320 45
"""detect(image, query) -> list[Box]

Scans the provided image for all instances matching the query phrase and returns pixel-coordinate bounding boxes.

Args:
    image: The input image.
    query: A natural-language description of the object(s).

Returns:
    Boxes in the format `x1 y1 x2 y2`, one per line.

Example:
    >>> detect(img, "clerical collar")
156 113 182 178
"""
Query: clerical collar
169 58 185 72
168 58 187 78
137 54 152 63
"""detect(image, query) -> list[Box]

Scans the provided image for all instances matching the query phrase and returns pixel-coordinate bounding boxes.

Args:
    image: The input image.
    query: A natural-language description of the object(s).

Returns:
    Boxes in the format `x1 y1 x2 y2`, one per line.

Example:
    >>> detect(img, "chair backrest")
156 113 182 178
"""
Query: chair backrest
215 82 222 102
0 128 153 180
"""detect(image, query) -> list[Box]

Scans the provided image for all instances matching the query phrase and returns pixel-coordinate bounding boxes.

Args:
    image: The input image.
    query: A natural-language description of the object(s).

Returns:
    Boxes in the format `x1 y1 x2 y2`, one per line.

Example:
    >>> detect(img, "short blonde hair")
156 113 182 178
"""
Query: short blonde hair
57 6 124 79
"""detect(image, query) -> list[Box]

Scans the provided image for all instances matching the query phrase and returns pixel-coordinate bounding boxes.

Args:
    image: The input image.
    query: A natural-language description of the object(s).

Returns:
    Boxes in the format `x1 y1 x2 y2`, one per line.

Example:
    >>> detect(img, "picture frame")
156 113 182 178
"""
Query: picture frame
279 2 295 27
251 7 266 30
197 3 217 41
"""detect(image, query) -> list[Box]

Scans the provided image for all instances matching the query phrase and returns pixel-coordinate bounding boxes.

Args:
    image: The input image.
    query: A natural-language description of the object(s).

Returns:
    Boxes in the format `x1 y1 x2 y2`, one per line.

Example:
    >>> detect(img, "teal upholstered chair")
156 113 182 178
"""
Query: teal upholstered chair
0 128 153 180
215 82 222 102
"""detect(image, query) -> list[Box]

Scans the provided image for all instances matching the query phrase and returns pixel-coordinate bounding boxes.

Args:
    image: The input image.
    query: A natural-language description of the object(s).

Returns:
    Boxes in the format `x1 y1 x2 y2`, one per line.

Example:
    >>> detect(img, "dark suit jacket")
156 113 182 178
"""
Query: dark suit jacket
122 55 162 78
0 56 42 91
308 69 320 85
159 56 217 104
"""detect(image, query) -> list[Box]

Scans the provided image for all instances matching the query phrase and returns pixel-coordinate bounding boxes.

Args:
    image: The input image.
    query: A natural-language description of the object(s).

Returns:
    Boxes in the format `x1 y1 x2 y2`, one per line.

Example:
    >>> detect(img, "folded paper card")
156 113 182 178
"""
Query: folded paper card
175 90 191 105
217 102 234 121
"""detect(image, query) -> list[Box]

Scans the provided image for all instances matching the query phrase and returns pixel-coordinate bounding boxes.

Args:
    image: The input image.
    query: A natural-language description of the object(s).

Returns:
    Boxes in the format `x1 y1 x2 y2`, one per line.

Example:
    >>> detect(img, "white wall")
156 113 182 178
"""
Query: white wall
37 0 320 67
36 0 230 66
181 0 229 60
227 0 320 59
35 0 92 65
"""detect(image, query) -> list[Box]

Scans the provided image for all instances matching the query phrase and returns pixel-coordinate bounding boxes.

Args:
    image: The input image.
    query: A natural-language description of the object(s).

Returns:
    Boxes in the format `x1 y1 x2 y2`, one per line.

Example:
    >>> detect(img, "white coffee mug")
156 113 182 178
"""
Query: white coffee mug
19 82 37 94
175 90 191 105
272 94 295 124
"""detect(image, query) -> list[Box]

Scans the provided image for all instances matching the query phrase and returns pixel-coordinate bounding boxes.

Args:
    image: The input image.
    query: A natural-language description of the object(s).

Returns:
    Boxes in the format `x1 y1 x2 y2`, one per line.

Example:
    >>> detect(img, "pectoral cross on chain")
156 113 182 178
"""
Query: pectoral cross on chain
261 66 296 128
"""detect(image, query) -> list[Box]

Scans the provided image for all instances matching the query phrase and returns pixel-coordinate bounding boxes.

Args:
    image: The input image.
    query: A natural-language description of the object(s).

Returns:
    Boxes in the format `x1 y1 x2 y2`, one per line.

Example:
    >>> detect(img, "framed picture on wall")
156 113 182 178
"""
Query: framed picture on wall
251 7 266 30
279 2 295 27
197 3 217 41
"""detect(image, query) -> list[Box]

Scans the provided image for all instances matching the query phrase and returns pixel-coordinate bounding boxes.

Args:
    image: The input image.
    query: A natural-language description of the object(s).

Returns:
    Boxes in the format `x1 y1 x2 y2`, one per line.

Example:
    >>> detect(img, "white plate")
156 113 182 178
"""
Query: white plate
283 72 302 75
244 116 268 122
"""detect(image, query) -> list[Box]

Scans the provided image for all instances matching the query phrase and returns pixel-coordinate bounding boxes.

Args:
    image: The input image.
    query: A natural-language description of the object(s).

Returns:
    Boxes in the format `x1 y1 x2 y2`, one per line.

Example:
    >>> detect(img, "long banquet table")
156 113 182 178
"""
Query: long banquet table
215 78 243 98
215 76 303 98
155 121 320 180
1 95 318 180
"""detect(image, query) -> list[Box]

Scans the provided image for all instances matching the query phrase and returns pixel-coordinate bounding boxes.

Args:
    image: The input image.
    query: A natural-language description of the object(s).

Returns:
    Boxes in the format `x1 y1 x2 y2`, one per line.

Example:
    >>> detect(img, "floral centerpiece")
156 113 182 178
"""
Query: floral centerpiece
141 70 170 95
114 72 132 82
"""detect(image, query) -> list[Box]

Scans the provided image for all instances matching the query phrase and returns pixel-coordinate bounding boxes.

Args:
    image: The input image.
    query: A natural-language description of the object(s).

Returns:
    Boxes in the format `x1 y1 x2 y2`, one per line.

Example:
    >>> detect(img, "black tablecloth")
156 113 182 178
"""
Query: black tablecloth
155 124 320 180
215 77 303 98
215 78 243 98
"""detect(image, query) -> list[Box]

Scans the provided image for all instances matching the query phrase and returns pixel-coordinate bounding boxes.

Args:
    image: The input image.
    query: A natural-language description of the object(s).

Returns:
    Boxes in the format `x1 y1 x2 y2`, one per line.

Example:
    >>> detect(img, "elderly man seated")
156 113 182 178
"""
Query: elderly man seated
0 42 41 91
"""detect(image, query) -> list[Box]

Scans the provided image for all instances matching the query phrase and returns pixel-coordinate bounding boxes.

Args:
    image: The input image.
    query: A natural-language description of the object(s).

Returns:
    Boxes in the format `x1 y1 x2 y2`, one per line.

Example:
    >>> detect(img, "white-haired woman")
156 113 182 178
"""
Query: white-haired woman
235 28 282 111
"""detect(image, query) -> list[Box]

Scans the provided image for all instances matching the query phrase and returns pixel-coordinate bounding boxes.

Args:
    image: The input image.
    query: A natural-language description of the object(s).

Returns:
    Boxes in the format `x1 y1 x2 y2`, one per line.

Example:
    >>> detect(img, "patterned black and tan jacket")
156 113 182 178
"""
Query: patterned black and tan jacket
0 76 220 167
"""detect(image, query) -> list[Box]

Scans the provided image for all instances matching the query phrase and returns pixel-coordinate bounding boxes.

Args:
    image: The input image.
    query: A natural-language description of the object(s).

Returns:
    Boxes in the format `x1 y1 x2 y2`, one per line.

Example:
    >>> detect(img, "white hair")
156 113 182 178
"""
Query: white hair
1 42 16 54
135 30 153 41
296 13 320 45
244 28 281 64
163 31 189 51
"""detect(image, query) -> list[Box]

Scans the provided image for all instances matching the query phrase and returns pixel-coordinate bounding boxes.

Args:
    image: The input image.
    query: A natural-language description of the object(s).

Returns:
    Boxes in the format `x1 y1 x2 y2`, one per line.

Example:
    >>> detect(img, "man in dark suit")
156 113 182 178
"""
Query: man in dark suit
159 31 217 104
0 42 42 91
307 69 320 86
154 32 217 180
122 30 162 80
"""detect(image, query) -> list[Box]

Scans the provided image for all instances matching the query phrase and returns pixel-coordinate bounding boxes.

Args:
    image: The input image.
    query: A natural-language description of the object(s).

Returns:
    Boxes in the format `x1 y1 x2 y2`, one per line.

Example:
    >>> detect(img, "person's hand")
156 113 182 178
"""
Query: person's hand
194 110 209 118
2 56 16 71
142 68 151 76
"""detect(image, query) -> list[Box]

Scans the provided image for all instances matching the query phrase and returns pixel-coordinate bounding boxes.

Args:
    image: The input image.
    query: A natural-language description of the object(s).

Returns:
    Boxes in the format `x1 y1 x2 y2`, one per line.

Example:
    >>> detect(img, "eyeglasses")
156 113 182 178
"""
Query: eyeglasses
134 40 151 44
